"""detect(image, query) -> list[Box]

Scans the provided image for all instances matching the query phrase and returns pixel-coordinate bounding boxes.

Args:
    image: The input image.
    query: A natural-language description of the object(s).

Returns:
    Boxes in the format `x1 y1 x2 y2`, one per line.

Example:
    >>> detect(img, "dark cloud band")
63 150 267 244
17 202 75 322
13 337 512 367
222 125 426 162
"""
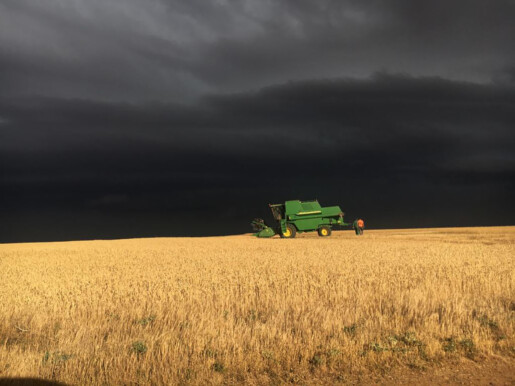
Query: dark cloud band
1 74 514 241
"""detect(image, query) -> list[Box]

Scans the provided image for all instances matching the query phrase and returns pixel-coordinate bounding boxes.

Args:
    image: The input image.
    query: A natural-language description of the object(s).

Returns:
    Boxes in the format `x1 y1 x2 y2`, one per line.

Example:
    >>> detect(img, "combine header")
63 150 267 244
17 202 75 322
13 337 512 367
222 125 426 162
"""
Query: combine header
251 200 349 238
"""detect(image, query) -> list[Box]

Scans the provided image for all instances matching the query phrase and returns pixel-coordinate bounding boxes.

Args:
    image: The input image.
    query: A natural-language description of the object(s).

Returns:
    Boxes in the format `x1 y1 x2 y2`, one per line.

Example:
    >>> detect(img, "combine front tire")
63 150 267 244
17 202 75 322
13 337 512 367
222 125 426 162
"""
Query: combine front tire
318 226 332 237
281 224 296 238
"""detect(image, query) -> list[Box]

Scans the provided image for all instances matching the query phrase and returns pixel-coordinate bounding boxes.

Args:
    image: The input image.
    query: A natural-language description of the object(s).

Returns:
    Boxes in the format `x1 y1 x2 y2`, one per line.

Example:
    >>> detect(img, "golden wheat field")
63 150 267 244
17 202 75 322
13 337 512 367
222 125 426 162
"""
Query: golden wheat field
0 227 514 385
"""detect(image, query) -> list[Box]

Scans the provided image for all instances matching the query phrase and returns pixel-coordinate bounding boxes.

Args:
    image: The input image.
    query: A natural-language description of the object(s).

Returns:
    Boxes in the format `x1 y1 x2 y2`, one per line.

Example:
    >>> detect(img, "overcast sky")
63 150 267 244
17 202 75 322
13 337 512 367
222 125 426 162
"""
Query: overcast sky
1 0 514 242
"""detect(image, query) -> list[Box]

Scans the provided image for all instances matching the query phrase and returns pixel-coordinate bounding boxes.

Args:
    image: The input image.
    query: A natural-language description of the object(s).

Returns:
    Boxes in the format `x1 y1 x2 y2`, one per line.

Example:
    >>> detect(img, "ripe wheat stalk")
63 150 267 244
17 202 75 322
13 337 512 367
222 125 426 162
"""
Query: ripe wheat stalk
0 227 513 384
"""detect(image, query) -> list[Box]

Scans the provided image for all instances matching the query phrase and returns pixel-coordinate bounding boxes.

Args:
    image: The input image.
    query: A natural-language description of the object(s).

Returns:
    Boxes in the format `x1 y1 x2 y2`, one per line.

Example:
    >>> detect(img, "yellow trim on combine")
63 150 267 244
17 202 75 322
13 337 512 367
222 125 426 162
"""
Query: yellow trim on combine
297 210 322 215
283 228 291 237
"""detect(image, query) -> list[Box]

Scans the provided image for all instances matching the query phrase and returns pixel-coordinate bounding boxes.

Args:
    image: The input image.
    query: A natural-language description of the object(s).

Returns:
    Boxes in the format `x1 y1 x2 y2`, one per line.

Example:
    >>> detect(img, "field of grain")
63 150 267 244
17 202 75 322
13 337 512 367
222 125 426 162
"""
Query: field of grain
0 227 514 384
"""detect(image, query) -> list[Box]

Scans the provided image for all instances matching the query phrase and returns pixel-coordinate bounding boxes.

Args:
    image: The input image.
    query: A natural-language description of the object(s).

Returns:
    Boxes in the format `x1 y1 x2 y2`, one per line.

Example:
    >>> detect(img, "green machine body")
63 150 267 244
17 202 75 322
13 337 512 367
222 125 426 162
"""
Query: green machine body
251 200 349 238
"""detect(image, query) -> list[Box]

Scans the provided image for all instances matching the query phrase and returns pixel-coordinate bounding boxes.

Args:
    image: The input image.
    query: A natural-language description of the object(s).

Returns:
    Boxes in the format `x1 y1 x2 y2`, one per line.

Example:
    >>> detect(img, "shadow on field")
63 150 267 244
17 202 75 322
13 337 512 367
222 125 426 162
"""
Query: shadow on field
0 379 67 386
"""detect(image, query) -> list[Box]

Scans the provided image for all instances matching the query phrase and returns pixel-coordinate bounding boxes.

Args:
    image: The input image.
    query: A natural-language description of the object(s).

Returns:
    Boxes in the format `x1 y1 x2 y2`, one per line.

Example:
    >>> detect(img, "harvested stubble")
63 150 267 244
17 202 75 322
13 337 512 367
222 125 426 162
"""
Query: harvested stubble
0 227 513 384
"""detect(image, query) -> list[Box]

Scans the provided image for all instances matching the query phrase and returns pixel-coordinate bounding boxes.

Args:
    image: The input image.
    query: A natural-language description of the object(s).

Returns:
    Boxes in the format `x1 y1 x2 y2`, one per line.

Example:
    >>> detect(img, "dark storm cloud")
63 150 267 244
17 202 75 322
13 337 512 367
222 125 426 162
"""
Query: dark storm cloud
1 1 514 241
2 74 514 170
1 74 514 241
1 0 514 101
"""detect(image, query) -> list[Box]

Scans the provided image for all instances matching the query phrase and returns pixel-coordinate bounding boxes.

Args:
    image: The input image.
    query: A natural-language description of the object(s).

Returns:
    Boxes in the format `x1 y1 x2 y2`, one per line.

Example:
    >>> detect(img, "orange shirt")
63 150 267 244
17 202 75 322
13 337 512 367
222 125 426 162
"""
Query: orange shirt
357 219 364 228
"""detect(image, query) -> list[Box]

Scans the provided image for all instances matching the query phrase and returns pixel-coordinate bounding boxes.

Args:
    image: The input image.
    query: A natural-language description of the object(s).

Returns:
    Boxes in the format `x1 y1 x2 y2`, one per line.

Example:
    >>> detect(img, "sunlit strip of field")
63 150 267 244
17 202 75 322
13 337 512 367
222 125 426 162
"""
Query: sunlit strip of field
0 227 513 384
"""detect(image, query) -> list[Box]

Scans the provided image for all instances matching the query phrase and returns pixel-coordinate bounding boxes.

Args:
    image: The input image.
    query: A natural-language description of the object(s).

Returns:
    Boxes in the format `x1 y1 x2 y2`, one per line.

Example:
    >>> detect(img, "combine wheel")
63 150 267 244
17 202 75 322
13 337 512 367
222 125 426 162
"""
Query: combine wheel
318 226 332 237
280 224 297 238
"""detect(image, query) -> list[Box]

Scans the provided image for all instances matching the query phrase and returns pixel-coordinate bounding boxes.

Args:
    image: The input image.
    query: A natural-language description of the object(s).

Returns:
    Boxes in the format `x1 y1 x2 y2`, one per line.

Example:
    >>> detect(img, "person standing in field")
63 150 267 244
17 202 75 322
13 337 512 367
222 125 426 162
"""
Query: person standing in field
357 218 365 235
352 219 360 235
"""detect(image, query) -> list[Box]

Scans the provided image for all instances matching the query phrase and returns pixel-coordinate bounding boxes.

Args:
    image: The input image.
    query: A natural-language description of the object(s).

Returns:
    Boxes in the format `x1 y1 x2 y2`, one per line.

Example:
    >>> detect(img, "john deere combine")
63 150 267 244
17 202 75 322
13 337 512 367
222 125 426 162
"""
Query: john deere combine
251 200 348 238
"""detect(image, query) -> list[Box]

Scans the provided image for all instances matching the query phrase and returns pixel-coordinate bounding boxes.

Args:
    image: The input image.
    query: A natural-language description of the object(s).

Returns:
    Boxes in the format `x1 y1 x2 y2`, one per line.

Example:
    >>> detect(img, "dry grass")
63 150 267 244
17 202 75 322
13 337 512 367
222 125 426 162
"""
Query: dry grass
0 227 513 384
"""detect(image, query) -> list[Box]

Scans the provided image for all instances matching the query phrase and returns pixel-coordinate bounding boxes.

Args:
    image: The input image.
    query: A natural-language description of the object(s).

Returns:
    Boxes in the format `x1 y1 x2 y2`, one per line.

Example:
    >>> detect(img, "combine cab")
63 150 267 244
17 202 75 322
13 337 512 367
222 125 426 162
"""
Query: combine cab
251 200 348 238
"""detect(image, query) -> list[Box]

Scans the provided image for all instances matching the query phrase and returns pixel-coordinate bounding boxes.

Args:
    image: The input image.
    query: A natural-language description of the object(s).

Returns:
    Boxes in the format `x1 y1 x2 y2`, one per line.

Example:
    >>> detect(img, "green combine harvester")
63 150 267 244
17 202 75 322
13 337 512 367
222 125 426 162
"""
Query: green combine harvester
251 200 349 238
